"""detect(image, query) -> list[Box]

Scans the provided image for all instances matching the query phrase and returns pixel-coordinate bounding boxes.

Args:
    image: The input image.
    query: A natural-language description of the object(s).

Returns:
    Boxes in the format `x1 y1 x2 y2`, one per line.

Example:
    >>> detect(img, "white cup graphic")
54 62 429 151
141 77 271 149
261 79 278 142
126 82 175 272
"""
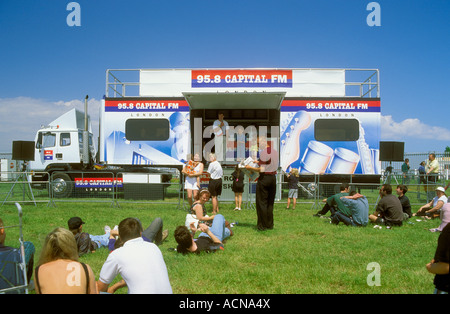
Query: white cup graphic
300 141 333 174
328 147 360 174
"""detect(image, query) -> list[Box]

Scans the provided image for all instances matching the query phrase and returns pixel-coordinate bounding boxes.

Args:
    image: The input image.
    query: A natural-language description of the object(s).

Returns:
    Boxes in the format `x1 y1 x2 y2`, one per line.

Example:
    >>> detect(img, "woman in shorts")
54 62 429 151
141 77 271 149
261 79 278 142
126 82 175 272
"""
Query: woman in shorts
182 153 204 206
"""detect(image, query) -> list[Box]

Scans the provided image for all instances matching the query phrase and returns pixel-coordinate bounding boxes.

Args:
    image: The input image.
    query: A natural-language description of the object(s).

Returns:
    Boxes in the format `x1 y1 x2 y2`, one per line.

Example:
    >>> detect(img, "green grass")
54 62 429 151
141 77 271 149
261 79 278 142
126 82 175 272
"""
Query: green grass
0 199 440 294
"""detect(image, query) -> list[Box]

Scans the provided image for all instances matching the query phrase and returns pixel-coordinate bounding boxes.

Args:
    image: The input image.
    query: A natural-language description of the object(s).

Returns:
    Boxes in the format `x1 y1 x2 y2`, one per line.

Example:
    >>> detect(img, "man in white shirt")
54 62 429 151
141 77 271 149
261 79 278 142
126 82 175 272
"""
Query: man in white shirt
97 218 172 294
213 111 229 162
207 153 223 214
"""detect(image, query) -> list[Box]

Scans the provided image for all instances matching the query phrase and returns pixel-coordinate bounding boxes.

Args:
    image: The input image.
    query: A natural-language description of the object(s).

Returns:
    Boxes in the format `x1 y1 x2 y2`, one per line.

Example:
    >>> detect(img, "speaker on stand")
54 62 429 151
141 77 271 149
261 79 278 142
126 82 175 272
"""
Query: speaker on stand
373 141 405 209
2 141 36 206
379 141 405 184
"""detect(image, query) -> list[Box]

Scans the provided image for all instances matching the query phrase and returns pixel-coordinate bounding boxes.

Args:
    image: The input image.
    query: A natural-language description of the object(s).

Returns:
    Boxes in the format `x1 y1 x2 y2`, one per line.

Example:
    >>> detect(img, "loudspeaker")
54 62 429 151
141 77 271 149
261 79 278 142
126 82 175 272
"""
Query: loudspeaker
12 141 35 161
379 141 404 162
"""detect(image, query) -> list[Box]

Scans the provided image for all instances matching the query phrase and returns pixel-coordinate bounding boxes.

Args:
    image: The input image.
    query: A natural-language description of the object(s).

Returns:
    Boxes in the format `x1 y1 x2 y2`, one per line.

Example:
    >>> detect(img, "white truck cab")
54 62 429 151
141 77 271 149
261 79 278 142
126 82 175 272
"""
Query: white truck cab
30 108 95 172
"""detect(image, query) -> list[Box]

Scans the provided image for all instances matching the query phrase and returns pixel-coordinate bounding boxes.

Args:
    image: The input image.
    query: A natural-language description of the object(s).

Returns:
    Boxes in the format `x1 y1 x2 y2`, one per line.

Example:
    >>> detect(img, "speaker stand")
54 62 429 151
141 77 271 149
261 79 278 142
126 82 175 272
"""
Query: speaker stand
1 167 36 207
372 161 398 210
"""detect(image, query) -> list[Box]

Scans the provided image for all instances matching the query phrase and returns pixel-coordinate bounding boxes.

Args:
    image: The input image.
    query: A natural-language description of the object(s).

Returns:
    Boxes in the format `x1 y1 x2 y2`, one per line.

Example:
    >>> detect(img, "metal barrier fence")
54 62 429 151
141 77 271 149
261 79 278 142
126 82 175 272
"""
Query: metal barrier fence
0 172 50 206
1 169 448 211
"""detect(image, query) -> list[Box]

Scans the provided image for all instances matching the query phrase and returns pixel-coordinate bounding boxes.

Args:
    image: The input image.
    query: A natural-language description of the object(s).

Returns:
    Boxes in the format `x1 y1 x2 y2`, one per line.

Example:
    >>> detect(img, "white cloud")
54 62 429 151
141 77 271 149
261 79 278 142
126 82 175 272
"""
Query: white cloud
0 97 101 153
381 115 450 141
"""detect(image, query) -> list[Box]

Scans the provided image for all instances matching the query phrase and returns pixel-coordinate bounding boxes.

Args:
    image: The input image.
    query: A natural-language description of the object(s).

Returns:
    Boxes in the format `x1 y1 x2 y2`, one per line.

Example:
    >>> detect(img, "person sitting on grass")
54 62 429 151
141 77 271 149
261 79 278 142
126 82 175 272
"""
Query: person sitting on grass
34 228 97 294
107 217 168 252
97 217 172 294
414 187 448 219
313 183 350 218
331 191 369 227
174 214 232 254
68 216 110 256
396 184 412 220
0 217 35 288
189 189 216 227
429 203 450 233
369 184 404 227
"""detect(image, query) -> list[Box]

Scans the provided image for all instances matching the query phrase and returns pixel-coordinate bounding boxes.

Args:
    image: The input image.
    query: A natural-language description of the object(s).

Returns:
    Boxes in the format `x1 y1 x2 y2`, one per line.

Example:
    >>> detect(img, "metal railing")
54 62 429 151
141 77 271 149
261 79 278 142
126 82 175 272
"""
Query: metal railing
106 68 380 98
1 167 446 211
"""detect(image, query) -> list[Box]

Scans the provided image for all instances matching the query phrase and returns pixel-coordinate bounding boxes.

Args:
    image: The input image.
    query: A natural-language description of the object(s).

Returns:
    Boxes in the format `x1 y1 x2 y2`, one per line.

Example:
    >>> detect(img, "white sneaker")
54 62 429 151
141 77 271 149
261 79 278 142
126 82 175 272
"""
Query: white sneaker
104 225 111 234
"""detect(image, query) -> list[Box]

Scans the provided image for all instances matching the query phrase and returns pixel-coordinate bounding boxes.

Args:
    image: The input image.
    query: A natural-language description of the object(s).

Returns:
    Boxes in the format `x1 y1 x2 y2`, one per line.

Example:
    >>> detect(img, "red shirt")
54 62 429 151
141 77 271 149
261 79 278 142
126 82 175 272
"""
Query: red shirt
259 147 278 174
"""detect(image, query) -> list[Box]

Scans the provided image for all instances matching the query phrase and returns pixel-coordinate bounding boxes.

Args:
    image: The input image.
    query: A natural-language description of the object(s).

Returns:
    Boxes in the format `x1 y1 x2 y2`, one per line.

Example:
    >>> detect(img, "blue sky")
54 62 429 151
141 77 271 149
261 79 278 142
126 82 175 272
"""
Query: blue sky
1 0 450 156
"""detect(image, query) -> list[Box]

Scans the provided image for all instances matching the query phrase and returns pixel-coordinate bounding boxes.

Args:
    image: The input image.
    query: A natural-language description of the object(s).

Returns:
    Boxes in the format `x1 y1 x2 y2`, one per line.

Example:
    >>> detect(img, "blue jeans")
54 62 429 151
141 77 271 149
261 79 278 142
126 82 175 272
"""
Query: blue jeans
89 233 110 249
331 212 357 227
198 214 230 242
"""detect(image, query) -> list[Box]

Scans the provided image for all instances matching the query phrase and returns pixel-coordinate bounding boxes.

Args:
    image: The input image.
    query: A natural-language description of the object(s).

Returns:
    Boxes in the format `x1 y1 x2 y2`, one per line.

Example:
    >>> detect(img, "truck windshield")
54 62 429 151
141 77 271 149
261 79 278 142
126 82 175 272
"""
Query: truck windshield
37 132 56 148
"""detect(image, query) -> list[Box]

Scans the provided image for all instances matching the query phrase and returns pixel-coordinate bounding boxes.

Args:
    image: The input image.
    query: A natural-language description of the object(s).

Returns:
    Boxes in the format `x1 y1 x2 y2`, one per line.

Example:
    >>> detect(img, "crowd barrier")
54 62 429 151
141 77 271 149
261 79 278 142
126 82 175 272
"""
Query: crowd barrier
0 170 447 211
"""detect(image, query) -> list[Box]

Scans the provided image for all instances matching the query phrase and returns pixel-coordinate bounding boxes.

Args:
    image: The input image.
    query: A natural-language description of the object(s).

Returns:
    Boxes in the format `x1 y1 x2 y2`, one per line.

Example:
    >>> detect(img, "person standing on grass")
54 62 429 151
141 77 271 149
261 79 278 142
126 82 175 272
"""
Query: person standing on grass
97 217 172 294
286 168 299 210
401 158 410 184
231 164 245 211
426 153 440 183
182 153 204 206
207 153 223 214
369 184 403 227
426 223 450 294
245 136 278 231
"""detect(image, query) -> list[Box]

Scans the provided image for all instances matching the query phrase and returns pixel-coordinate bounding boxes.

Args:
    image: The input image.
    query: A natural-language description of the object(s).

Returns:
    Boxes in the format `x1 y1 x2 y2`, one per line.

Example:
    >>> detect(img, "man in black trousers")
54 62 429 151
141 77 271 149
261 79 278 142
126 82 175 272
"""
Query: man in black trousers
246 136 279 231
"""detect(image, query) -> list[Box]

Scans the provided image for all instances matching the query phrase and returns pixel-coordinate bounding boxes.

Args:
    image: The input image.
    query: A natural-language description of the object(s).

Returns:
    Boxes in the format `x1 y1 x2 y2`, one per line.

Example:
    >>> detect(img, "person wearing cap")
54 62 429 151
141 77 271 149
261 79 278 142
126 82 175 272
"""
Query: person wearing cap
68 217 110 256
414 187 448 218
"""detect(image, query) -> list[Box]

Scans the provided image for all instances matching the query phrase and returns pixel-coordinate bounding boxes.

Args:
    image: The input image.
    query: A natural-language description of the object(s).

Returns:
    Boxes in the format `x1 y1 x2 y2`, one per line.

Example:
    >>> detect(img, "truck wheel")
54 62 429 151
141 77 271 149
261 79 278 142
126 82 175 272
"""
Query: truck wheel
51 173 74 198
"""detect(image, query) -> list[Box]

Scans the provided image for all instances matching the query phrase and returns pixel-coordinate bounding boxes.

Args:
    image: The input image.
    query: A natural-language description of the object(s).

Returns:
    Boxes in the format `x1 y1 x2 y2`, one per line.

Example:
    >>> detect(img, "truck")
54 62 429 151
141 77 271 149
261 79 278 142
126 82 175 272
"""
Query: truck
29 68 381 199
29 97 172 198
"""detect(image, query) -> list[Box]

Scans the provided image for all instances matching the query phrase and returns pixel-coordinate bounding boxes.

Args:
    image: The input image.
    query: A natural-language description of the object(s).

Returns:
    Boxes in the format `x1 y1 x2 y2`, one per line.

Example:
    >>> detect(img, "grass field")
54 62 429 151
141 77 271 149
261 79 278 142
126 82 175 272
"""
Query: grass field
0 195 442 294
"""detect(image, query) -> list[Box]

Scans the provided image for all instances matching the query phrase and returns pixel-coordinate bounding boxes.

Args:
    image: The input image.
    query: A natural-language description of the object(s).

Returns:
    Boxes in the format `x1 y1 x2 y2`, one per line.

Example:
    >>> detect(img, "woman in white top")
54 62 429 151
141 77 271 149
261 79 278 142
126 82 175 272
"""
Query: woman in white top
182 153 204 206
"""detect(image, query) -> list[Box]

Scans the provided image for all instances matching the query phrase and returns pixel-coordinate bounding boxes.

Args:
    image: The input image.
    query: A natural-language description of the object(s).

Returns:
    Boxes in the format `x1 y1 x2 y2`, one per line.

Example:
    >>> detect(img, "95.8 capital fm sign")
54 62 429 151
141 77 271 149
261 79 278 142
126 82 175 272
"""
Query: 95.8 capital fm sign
191 69 292 88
